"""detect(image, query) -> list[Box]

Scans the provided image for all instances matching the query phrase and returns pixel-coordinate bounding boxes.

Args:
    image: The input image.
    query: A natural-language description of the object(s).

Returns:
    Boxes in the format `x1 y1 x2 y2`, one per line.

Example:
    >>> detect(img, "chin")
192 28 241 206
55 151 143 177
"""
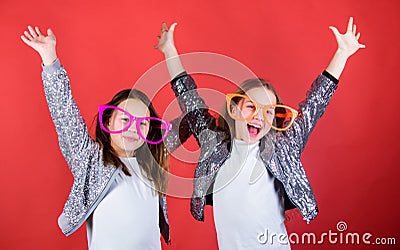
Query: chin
123 142 145 154
236 135 259 144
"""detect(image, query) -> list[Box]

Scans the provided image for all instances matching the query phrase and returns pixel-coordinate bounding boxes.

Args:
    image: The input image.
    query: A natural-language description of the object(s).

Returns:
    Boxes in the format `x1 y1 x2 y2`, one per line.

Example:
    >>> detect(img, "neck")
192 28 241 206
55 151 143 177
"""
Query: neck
115 148 135 158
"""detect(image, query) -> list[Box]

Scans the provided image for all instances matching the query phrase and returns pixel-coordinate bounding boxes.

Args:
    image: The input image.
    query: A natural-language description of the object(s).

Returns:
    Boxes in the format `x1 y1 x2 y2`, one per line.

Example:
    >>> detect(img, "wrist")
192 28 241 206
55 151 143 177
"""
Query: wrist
334 48 351 60
41 52 58 66
163 44 178 57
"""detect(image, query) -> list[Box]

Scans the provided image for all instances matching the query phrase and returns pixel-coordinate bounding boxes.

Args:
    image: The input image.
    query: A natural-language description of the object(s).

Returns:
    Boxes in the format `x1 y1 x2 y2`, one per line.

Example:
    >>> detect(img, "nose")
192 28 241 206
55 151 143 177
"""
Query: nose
253 109 264 121
127 121 138 133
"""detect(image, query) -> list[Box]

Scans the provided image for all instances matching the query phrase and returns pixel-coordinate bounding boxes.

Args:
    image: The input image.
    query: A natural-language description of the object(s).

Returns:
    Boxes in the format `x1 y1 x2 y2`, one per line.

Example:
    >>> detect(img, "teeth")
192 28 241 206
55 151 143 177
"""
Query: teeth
247 123 261 128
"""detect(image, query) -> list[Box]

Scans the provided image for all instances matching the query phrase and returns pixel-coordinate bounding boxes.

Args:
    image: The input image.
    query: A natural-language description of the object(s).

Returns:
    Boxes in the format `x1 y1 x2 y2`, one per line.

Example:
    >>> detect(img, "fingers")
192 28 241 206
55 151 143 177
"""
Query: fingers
20 34 31 45
329 26 340 37
347 17 353 32
21 25 34 45
35 26 42 36
170 22 178 33
160 22 168 34
355 32 366 48
47 28 55 38
348 17 365 48
23 31 33 40
28 25 38 38
356 31 366 48
22 25 45 42
162 22 168 32
21 26 37 45
160 22 178 34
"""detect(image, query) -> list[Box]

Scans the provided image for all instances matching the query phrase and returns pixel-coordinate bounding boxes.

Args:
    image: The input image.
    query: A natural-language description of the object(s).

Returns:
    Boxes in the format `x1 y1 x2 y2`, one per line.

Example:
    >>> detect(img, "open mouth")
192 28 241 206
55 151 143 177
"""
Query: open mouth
247 122 261 137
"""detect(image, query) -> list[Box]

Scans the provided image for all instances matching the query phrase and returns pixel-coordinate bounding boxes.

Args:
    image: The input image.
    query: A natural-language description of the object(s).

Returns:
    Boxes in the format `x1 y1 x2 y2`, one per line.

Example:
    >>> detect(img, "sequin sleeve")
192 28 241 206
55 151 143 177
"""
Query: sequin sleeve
285 72 338 153
165 73 217 152
41 59 99 177
165 114 192 153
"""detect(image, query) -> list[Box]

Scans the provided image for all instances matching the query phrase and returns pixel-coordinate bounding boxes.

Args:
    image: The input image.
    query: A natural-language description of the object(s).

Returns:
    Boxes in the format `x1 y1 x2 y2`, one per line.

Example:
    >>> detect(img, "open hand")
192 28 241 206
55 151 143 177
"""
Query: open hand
154 22 177 54
329 17 366 58
21 26 57 65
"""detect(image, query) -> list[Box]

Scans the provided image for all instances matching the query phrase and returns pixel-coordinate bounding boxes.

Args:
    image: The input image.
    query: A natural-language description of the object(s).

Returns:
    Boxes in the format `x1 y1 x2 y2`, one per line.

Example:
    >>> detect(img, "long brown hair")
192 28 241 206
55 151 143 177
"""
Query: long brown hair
217 78 282 143
95 89 169 195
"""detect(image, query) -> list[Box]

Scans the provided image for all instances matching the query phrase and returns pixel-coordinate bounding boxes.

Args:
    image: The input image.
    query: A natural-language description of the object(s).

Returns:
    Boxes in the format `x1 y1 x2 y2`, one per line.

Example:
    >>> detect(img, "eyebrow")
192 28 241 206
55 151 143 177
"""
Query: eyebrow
116 111 128 116
242 98 254 104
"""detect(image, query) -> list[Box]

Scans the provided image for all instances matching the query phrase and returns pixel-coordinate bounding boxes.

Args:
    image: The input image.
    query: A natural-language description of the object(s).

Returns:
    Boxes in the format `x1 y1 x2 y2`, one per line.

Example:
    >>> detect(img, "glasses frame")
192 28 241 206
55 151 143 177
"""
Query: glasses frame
226 93 299 131
98 105 172 144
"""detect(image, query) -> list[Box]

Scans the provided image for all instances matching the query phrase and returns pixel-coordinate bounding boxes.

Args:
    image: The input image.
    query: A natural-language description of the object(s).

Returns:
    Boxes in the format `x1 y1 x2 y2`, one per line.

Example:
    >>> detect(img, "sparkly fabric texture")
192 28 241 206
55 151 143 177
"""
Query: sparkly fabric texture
170 73 338 223
42 60 170 243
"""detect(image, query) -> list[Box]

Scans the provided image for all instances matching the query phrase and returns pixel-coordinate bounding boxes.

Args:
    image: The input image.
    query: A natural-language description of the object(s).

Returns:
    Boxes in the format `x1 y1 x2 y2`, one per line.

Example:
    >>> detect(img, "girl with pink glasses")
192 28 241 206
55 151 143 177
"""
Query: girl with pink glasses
21 26 190 249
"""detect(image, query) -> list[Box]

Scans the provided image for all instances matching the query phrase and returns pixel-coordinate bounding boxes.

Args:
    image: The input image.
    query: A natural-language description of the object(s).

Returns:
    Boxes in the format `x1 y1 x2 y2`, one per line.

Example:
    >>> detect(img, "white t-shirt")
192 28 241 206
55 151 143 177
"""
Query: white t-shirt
86 157 161 250
213 139 290 249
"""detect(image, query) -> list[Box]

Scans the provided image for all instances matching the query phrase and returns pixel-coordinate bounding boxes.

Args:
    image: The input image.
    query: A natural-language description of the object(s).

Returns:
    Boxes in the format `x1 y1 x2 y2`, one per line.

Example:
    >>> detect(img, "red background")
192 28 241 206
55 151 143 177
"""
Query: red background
1 0 399 249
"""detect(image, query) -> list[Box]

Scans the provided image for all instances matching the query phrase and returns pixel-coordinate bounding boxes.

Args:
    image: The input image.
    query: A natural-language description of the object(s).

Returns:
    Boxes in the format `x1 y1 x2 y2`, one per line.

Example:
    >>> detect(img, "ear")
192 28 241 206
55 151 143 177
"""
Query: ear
231 105 241 116
231 106 237 114
106 119 111 129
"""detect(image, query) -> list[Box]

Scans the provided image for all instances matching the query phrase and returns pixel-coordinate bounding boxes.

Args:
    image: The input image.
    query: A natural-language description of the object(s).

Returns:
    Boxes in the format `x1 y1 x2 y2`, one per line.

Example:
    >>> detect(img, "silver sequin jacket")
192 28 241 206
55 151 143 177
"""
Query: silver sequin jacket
168 71 338 223
41 59 192 243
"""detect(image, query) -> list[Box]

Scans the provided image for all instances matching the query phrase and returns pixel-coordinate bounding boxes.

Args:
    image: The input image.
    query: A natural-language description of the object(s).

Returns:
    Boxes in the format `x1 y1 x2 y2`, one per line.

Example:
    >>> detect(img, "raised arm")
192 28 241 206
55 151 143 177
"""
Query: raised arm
155 22 185 79
21 26 98 177
288 17 366 152
326 17 366 79
155 23 217 151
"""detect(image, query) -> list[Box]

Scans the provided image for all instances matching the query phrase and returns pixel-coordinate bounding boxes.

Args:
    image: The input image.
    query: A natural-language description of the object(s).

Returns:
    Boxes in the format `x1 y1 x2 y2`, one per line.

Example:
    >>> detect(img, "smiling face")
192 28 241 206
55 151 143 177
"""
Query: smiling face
233 86 277 144
108 98 150 157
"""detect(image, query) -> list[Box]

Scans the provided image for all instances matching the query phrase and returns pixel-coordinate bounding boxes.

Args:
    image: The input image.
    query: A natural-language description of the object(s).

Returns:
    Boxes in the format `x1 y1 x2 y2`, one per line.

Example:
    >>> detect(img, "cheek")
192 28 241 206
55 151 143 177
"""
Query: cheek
239 106 255 118
109 117 122 131
240 109 251 117
262 126 271 134
109 133 121 146
235 120 247 132
262 111 274 123
140 125 150 137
